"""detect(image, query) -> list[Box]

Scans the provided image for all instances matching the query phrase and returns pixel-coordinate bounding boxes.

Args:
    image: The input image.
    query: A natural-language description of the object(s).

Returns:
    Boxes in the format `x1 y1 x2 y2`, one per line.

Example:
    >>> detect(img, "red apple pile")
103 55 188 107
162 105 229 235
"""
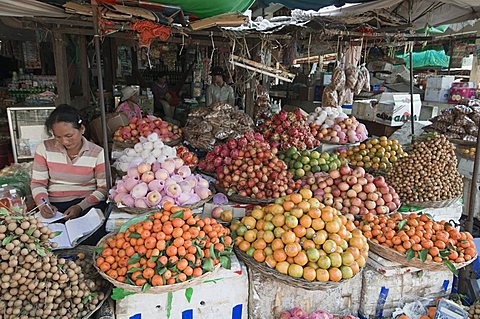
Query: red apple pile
198 131 265 174
302 166 400 215
258 109 320 151
207 132 302 199
113 116 182 144
175 146 199 168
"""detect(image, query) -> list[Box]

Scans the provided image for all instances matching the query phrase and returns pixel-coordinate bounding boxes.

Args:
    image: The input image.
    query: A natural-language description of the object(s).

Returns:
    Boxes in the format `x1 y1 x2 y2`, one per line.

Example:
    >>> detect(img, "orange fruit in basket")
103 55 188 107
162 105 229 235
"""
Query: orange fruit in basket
316 269 329 282
290 193 303 204
273 249 287 262
328 267 342 282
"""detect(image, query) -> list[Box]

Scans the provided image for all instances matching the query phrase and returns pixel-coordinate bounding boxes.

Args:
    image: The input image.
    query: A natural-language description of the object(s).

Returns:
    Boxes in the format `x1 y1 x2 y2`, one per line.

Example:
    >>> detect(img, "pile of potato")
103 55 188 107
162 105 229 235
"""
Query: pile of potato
387 133 463 204
0 210 105 319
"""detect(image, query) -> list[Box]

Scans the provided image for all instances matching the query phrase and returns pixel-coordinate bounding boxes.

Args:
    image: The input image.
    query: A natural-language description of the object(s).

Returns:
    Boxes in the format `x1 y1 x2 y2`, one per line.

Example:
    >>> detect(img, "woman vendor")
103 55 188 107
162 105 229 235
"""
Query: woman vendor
116 85 142 120
206 66 235 107
31 104 108 243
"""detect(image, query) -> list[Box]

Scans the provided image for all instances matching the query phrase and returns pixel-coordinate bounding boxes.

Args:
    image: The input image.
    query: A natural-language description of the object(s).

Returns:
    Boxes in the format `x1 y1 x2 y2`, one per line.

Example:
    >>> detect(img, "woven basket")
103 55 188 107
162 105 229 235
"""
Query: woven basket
94 233 221 293
197 168 216 178
113 137 183 150
404 196 462 209
214 185 275 205
112 184 215 214
449 138 477 147
54 246 112 319
235 247 360 290
368 239 476 271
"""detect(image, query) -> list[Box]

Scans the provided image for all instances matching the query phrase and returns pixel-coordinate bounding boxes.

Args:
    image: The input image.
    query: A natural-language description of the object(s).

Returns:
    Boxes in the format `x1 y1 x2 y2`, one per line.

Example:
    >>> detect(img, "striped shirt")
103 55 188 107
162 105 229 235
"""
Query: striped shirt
31 137 107 211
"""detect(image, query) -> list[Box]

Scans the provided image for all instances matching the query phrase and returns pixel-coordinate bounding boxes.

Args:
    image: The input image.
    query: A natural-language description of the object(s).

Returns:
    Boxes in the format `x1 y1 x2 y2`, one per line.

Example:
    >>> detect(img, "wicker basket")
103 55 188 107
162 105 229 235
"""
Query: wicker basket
54 246 112 319
449 138 477 147
214 185 275 205
94 233 221 293
368 239 476 271
235 247 360 290
403 196 462 209
113 137 183 150
197 168 216 178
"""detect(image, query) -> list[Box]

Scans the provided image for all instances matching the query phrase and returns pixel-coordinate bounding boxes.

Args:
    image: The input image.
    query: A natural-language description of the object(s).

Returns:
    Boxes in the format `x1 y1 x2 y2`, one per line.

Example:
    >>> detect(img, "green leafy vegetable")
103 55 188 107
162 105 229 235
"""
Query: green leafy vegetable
406 249 415 261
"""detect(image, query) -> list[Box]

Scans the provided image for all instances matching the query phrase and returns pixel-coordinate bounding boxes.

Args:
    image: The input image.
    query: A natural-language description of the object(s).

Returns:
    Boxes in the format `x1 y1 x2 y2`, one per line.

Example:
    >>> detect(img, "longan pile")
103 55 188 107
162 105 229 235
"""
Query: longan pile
0 211 105 319
387 134 463 203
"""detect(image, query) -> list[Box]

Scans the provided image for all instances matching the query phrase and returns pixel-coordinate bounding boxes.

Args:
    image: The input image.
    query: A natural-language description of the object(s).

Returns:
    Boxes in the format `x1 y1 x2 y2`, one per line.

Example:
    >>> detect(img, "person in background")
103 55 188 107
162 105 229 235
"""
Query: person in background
152 74 170 117
206 66 235 107
116 86 142 120
31 105 107 243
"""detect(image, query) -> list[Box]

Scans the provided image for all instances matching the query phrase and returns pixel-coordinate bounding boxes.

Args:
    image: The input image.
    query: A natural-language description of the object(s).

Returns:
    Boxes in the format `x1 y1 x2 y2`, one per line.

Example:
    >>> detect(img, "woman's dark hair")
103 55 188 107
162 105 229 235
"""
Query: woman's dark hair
45 104 83 131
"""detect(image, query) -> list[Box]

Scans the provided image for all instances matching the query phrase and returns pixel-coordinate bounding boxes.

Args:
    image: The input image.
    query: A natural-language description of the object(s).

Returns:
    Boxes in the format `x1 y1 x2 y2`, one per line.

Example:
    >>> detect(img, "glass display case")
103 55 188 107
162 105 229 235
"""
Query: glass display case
7 105 55 162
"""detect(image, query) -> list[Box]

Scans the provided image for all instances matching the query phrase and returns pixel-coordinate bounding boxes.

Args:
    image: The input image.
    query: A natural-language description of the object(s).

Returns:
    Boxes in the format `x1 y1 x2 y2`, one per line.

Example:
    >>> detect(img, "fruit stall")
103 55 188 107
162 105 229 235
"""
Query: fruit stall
0 98 479 318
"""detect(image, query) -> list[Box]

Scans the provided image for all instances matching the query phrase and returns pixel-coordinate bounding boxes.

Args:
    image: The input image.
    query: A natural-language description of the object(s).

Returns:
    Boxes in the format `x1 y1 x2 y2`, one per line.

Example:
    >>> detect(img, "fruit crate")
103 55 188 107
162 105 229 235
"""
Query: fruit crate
115 254 248 319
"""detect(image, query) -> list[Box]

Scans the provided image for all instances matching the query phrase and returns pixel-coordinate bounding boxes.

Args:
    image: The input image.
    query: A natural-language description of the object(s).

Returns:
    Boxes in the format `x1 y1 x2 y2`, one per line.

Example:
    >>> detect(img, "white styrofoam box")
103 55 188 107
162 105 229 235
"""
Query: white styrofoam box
463 178 480 220
375 93 422 127
115 255 248 319
424 88 450 103
248 266 362 318
359 265 453 318
352 100 377 122
457 157 479 182
426 76 455 90
367 252 421 276
416 201 463 225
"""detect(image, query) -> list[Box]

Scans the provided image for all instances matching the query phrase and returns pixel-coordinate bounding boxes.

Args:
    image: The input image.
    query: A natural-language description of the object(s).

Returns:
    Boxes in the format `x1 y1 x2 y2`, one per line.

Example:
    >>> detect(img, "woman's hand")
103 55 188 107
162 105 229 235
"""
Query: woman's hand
63 205 82 221
39 203 57 218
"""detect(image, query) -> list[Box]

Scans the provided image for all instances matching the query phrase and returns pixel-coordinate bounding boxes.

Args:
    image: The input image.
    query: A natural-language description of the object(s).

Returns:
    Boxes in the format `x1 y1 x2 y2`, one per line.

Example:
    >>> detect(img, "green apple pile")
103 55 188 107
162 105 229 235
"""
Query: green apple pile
279 147 348 179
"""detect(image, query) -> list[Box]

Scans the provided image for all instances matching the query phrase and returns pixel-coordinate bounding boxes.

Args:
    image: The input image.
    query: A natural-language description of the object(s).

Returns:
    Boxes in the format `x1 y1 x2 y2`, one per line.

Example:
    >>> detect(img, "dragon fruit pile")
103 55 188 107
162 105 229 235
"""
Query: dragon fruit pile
280 307 358 319
110 159 212 209
259 109 320 151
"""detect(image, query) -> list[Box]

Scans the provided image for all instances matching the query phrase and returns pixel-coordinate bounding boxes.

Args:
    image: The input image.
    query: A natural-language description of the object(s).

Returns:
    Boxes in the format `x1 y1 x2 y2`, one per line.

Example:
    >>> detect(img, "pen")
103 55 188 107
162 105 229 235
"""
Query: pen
41 198 54 214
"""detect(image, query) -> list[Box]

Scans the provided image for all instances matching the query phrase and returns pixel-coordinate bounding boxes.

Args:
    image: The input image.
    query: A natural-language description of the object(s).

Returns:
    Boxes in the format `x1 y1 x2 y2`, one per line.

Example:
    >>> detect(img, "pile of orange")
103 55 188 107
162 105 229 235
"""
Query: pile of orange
356 213 476 264
96 202 233 287
231 188 369 282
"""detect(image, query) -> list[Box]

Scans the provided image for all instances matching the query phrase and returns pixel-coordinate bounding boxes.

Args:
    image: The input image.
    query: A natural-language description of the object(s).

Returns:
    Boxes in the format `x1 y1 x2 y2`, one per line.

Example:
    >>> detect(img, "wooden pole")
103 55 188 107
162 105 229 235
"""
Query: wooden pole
53 31 71 105
91 0 112 190
79 35 90 106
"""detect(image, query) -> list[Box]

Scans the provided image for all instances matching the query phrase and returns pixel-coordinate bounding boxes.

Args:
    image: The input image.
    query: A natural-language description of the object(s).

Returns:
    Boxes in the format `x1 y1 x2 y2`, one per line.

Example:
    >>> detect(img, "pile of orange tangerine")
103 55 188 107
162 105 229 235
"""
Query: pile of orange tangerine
232 189 369 282
356 212 476 264
96 202 233 287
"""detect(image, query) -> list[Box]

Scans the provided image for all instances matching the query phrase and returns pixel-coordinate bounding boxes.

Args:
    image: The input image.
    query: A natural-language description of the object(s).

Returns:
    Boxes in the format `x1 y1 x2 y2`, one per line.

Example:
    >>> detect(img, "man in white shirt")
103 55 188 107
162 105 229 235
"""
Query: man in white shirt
206 66 235 107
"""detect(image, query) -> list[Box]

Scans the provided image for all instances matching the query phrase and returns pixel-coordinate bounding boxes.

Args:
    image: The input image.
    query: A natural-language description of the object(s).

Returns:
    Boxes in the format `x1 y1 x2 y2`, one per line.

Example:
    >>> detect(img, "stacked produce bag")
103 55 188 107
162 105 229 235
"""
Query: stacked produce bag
322 64 370 108
183 102 255 151
424 105 480 143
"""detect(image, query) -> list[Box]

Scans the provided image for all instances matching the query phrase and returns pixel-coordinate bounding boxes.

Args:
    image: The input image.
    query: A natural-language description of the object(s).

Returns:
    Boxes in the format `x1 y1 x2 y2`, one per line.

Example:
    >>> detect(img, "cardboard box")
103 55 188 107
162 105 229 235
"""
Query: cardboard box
90 113 129 145
375 93 422 127
115 255 248 319
424 88 450 103
426 76 455 90
352 100 377 121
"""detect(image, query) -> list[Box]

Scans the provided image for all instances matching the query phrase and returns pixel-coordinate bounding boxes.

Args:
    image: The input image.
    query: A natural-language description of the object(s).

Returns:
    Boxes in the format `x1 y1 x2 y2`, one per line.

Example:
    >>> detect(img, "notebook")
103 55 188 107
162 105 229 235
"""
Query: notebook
41 208 105 249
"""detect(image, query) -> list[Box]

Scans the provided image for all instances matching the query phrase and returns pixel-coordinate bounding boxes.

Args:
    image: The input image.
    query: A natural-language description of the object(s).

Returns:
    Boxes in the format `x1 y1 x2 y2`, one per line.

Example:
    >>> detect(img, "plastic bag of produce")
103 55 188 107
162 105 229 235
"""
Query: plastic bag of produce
448 125 466 135
354 69 366 95
322 85 339 108
453 104 473 115
331 66 346 90
338 89 347 107
344 88 354 105
468 112 480 125
361 64 371 91
345 65 358 90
